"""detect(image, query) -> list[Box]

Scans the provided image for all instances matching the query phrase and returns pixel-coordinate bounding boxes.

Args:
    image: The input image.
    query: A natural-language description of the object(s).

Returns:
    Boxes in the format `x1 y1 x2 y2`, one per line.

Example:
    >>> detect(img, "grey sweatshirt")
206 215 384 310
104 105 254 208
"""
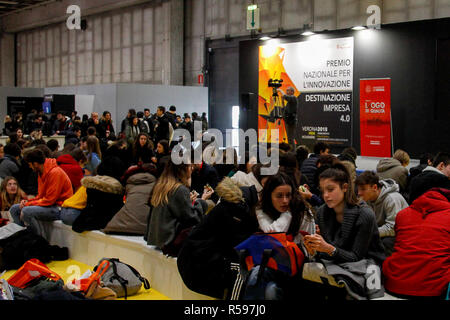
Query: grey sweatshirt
367 179 409 237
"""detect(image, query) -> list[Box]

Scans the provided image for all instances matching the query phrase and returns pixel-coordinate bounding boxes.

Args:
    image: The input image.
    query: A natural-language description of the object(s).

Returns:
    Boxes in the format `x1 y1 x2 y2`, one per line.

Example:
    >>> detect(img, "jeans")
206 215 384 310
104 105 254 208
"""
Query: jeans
9 203 61 237
286 122 297 150
60 207 82 226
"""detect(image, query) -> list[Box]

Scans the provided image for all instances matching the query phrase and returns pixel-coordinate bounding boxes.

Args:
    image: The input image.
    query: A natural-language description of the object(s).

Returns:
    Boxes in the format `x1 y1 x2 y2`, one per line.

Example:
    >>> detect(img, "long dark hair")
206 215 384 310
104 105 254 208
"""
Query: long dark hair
133 133 153 156
258 171 308 236
319 162 359 206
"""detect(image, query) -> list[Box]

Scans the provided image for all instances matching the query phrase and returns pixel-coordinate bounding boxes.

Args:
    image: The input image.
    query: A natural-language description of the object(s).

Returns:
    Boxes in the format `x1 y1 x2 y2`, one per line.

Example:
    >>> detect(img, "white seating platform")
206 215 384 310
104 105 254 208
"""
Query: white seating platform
42 221 214 300
40 221 405 301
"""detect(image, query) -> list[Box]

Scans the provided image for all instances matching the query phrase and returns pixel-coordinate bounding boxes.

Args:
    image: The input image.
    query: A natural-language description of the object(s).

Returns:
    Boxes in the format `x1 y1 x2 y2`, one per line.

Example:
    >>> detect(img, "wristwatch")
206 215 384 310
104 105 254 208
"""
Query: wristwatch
328 247 337 257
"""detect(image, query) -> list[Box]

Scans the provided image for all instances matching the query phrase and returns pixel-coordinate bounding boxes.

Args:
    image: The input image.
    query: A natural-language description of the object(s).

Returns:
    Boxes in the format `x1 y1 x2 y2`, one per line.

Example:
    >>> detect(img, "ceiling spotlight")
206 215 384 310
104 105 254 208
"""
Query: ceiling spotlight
301 23 315 36
301 31 315 36
352 26 367 31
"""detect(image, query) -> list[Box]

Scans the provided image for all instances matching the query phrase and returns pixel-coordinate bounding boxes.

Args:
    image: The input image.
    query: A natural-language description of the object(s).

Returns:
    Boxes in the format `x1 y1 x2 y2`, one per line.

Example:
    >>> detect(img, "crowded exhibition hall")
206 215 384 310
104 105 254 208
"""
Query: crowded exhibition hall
0 0 449 311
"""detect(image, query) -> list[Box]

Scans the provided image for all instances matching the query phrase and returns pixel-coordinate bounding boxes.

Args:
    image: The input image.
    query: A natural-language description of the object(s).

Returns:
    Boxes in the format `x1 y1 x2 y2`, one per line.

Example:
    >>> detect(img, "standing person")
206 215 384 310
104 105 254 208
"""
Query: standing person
154 106 170 144
143 108 154 139
98 110 115 139
166 106 177 129
125 115 141 146
201 112 208 131
87 112 101 136
180 114 194 140
146 161 213 256
278 86 299 150
121 108 136 136
84 136 102 176
136 111 150 134
355 171 409 256
9 148 73 236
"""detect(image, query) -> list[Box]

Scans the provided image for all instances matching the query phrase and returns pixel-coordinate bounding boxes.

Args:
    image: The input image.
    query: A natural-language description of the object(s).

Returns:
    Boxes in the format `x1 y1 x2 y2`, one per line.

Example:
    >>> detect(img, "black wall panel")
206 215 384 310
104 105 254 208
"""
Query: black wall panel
237 18 450 158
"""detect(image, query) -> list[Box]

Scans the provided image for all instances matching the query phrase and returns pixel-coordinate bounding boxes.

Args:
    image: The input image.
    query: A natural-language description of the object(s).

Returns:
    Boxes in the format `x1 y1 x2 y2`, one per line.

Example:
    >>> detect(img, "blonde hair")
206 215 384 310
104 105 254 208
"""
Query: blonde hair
86 136 102 160
150 162 191 208
393 149 410 166
0 176 25 211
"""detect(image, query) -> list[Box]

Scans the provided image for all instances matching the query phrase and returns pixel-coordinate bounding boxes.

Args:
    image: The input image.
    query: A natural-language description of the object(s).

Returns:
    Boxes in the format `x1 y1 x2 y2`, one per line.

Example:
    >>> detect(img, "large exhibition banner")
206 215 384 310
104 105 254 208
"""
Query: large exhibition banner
258 37 354 149
359 78 392 157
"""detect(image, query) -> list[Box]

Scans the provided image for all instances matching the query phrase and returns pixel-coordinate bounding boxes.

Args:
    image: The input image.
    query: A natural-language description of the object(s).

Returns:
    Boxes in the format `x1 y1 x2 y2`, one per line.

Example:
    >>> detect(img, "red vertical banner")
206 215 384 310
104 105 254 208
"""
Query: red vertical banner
360 78 392 157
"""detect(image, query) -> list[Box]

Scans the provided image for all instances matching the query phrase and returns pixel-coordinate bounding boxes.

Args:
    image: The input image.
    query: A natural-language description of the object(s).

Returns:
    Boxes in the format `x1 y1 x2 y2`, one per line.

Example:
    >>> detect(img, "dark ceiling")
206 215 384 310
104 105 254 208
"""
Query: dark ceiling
0 0 52 16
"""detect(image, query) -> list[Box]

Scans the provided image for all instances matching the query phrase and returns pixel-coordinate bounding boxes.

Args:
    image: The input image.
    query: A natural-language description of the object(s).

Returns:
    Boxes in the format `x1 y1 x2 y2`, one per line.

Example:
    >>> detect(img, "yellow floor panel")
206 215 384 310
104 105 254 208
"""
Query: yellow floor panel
1 259 170 300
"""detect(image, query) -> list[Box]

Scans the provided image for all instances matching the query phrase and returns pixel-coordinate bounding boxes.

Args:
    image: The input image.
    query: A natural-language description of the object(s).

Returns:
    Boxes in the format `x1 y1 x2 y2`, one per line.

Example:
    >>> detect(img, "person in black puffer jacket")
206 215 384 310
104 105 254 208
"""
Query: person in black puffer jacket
71 175 124 233
177 177 259 299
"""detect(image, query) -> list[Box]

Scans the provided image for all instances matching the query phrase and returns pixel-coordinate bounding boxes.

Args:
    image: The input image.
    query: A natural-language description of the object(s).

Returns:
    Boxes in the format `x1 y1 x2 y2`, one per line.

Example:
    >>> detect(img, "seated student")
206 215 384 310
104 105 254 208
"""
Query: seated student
0 143 22 182
214 147 239 180
146 161 214 257
60 185 87 226
295 145 310 169
96 139 130 181
9 148 73 236
299 154 339 208
382 188 450 299
231 163 270 195
303 162 385 263
355 171 409 256
0 144 4 159
292 163 386 301
84 136 102 176
177 177 260 299
130 132 154 165
250 171 315 300
409 152 450 204
256 171 315 241
300 142 330 193
0 176 28 213
409 152 434 181
337 146 358 168
278 152 309 189
191 158 220 203
57 148 87 193
151 139 171 177
376 149 410 193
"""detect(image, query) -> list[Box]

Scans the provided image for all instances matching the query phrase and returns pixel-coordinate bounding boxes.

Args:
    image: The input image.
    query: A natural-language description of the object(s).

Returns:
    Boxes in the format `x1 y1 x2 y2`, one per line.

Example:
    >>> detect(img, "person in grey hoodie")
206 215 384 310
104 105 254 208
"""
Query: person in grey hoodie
376 149 410 193
355 171 409 256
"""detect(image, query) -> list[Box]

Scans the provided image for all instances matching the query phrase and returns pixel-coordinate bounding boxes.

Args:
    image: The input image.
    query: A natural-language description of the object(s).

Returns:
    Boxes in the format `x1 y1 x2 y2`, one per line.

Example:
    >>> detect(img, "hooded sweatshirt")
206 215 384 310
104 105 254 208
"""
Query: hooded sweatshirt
25 158 73 207
376 158 408 192
57 154 84 192
382 188 450 297
367 179 409 237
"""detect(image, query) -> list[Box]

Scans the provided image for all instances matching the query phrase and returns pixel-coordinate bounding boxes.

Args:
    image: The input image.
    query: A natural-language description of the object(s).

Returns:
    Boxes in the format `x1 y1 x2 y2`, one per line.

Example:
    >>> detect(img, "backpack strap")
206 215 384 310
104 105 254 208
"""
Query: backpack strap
120 261 151 290
107 259 129 300
257 249 272 283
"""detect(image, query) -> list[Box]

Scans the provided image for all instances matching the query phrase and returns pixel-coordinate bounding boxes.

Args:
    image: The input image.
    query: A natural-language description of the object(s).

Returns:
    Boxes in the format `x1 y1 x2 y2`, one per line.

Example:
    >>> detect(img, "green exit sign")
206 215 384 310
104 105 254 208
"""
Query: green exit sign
247 5 260 30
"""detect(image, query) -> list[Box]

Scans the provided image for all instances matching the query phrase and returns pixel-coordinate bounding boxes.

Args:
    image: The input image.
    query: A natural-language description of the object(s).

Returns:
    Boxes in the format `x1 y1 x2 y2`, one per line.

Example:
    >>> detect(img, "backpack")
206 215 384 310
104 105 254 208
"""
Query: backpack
93 258 150 299
234 233 305 300
235 233 305 277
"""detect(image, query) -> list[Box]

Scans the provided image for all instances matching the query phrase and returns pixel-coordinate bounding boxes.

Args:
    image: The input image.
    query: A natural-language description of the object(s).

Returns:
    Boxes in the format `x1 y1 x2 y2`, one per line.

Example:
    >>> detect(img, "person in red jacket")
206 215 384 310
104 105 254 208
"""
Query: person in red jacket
382 188 450 299
56 148 87 192
10 148 73 236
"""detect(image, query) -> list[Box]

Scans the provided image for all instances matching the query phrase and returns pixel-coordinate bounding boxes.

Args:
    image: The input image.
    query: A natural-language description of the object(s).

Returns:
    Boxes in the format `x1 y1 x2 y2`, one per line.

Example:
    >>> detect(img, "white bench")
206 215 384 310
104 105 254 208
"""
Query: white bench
41 221 214 300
